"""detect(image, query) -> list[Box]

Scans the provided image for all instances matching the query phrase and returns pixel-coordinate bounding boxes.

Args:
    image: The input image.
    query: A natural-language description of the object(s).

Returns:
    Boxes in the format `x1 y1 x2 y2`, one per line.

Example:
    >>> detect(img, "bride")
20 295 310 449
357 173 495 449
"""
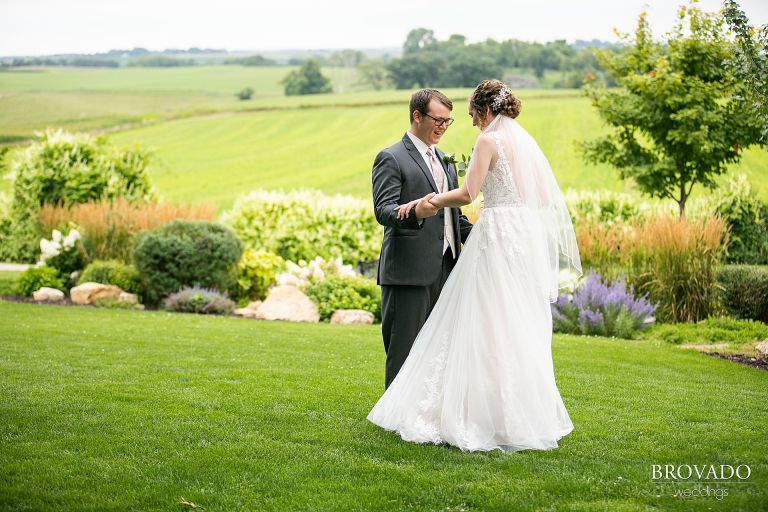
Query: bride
367 79 582 452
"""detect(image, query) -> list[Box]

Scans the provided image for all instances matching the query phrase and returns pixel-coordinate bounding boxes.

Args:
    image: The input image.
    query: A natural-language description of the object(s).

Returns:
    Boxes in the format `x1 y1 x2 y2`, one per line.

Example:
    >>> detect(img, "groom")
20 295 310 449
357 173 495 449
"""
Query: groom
372 88 473 388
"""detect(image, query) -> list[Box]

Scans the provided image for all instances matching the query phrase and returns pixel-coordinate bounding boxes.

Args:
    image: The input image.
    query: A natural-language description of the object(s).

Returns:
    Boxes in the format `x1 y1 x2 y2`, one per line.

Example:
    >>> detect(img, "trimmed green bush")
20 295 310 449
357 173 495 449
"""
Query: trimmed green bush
133 220 243 306
15 266 64 297
304 275 381 322
642 317 768 344
716 265 768 323
163 286 236 315
222 190 380 265
79 260 145 298
234 249 284 303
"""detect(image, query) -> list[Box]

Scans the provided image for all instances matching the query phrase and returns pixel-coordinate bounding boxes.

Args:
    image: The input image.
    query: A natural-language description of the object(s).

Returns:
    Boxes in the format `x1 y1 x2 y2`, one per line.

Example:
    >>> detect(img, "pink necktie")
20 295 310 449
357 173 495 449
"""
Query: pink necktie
426 148 446 191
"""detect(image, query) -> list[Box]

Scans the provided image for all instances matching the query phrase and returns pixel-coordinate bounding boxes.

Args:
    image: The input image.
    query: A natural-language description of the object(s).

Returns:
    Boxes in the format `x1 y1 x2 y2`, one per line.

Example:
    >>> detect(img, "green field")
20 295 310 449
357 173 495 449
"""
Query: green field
1 301 766 511
1 66 766 207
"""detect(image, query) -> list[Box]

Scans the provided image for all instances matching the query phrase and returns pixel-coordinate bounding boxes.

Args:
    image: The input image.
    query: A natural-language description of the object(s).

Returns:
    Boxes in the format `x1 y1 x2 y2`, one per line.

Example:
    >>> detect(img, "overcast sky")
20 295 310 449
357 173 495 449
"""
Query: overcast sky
1 0 767 56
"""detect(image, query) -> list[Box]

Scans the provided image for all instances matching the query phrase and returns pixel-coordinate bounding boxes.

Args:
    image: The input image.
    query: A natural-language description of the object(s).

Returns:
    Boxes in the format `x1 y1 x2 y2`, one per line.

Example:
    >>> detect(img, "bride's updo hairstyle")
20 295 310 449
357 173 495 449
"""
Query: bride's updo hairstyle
470 79 522 119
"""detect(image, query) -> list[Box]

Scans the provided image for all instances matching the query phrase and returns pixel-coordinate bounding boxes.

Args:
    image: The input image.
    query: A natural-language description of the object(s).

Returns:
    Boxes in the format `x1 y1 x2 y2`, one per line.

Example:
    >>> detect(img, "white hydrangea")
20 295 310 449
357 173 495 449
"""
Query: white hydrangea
38 227 80 263
276 256 358 287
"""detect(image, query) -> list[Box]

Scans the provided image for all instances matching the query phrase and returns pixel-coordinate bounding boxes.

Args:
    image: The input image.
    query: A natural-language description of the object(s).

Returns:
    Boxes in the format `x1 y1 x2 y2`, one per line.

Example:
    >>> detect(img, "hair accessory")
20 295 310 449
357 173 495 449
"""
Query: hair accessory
492 86 512 111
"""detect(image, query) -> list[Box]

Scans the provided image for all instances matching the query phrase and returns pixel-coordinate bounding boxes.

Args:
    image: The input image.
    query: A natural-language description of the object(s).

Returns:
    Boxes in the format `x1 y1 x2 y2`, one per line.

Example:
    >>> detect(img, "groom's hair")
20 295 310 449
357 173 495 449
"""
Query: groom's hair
409 89 452 123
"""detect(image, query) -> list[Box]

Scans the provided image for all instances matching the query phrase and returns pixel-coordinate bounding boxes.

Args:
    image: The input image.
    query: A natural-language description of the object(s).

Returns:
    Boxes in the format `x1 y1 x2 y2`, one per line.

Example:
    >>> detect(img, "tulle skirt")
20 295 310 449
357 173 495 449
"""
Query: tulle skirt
367 206 574 452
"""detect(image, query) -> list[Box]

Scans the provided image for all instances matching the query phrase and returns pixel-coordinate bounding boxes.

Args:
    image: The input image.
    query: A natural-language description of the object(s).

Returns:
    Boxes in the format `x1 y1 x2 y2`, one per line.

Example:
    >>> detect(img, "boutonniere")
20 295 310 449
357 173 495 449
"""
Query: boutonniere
442 151 472 177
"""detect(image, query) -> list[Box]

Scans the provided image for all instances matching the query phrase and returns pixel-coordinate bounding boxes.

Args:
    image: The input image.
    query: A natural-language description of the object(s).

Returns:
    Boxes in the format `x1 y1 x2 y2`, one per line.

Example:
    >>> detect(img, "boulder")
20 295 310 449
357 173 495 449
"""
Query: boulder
756 339 768 363
330 309 375 325
118 292 139 305
70 282 123 305
256 286 319 323
32 287 65 302
234 301 262 319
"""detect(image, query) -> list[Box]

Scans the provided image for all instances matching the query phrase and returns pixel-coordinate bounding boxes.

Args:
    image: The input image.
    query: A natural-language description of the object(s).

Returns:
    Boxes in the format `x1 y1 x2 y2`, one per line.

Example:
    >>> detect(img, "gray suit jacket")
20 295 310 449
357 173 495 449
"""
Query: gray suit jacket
372 133 473 286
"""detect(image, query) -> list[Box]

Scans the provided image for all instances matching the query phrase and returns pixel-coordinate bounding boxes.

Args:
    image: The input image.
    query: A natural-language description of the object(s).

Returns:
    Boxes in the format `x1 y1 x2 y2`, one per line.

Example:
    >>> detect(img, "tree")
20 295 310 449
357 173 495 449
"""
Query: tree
356 59 391 91
724 0 768 143
281 59 333 96
328 49 366 68
580 4 763 217
403 28 436 54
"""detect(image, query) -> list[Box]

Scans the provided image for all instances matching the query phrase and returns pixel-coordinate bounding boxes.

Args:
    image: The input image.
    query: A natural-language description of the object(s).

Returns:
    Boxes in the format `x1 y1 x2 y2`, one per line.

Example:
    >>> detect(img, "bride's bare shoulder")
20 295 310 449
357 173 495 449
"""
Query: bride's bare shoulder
474 132 496 153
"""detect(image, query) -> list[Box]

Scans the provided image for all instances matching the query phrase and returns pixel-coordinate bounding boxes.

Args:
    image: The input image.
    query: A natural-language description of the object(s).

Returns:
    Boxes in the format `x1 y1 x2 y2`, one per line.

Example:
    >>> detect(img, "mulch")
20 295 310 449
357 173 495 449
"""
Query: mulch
706 352 768 372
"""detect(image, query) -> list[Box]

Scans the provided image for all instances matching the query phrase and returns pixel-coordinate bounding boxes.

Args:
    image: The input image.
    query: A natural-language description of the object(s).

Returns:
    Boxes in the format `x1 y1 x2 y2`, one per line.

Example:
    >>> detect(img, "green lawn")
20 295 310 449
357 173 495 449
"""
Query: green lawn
1 301 766 511
105 94 768 208
0 66 766 205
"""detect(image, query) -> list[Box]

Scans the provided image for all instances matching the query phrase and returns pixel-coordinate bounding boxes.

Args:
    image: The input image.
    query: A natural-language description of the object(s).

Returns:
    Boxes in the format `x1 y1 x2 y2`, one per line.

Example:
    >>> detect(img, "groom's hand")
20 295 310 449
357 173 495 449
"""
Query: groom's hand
395 193 437 220
414 193 438 219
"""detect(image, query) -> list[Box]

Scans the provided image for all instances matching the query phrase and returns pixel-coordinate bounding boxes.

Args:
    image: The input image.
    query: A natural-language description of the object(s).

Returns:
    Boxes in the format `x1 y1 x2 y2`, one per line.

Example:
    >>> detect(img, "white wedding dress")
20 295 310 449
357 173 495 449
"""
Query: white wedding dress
367 116 581 452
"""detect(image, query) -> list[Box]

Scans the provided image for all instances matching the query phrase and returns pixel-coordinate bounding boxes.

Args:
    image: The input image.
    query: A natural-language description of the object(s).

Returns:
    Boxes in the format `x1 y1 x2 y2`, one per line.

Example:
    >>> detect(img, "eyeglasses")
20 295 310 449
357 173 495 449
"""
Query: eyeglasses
422 112 454 127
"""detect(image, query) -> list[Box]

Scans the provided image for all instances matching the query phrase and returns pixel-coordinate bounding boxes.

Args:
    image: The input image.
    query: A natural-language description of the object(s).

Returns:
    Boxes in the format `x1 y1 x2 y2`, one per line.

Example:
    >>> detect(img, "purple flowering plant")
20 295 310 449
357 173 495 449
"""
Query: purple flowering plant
552 270 656 339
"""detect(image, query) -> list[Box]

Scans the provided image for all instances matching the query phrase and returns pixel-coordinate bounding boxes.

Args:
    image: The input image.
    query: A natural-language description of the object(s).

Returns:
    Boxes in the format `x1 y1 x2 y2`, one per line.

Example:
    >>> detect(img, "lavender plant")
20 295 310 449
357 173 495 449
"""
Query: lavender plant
163 286 236 315
552 271 656 339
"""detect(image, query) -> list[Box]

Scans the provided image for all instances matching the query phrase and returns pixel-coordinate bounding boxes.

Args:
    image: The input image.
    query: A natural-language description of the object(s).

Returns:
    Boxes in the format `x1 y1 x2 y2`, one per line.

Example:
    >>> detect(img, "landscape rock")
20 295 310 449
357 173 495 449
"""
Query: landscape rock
756 339 768 363
330 309 375 325
256 286 319 323
70 282 123 305
32 287 65 302
118 292 139 305
234 301 262 319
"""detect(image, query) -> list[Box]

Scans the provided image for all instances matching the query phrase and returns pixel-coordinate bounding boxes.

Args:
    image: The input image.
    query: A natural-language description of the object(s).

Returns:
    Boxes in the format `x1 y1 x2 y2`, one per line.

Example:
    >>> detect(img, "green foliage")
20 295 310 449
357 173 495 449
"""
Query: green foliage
15 266 63 296
355 59 391 91
11 129 153 210
127 56 195 67
38 228 88 288
236 87 254 100
281 59 332 96
724 0 768 142
0 271 19 295
224 55 276 66
234 249 285 303
716 265 768 323
577 216 727 322
79 260 145 298
2 129 154 262
132 220 243 307
581 4 764 216
642 316 768 345
711 175 768 264
222 190 380 265
162 286 236 315
303 275 381 322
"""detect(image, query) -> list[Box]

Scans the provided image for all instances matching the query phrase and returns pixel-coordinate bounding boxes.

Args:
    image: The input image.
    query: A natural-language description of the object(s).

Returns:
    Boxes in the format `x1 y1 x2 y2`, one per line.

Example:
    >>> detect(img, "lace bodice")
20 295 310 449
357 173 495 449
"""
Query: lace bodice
481 134 523 207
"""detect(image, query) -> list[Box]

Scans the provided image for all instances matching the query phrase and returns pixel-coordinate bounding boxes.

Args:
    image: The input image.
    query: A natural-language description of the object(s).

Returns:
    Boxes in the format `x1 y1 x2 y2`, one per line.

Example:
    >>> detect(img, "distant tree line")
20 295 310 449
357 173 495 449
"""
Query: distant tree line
379 28 620 89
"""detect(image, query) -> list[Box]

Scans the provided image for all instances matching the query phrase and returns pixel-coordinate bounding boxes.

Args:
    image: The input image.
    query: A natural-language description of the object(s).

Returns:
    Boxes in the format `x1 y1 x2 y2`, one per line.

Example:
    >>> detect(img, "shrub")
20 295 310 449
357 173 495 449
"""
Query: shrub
234 249 285 303
716 265 768 323
133 220 243 306
277 256 358 288
236 87 254 100
552 271 656 339
10 129 153 209
304 274 381 322
163 286 236 315
38 228 88 286
642 317 768 345
15 266 64 297
223 189 380 264
2 129 154 263
709 175 768 265
79 260 145 298
576 216 727 323
40 199 216 263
